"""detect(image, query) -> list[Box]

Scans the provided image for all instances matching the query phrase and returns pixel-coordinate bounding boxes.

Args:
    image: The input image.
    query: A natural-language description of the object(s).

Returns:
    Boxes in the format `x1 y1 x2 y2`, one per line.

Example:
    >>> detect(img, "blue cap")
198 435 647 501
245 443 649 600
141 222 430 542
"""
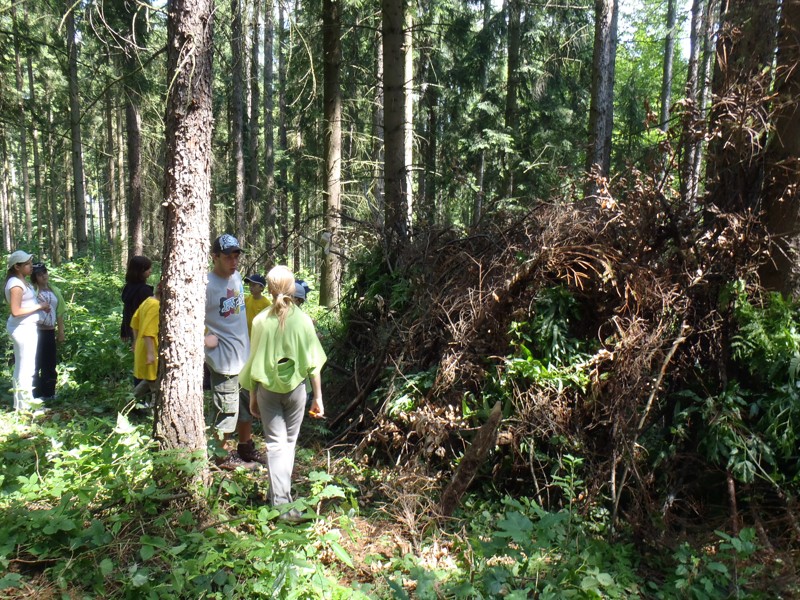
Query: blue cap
244 273 266 287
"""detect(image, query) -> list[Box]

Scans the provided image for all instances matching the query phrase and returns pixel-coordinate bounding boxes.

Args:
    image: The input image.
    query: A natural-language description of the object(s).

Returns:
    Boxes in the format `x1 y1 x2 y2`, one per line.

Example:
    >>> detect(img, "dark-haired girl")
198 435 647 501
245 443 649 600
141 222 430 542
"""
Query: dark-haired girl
121 255 153 343
31 263 66 400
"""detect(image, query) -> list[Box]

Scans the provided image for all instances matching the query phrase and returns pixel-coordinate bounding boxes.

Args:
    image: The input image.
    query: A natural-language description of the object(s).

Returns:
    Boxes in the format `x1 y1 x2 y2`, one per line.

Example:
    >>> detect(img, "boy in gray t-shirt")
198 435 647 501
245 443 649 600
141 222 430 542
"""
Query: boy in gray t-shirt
205 233 265 465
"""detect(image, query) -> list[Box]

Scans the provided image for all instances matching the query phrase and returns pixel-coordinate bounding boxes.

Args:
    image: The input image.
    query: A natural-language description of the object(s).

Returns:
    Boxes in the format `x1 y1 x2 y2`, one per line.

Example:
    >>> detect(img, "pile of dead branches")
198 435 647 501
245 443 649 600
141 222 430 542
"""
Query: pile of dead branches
329 167 768 530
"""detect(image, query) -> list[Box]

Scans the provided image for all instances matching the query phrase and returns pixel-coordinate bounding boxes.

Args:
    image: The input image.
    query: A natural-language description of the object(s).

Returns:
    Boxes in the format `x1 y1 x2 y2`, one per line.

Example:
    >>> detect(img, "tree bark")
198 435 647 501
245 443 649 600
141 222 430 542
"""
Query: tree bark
660 0 677 131
105 90 119 263
126 101 144 256
404 10 414 233
383 0 409 256
680 0 704 203
63 151 74 259
440 401 503 517
320 0 342 308
585 0 619 199
158 0 215 457
706 0 779 213
504 0 521 198
26 57 44 258
472 0 492 228
262 0 276 262
66 2 87 254
758 0 800 294
116 106 128 265
247 0 261 243
231 0 247 242
371 27 385 227
45 101 60 263
278 4 289 262
12 6 32 245
0 128 11 251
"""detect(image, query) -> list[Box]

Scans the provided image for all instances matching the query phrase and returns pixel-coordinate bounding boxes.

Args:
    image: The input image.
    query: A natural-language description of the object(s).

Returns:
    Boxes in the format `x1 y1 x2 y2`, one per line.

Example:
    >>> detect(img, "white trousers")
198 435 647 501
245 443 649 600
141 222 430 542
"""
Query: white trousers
257 383 307 506
8 322 38 411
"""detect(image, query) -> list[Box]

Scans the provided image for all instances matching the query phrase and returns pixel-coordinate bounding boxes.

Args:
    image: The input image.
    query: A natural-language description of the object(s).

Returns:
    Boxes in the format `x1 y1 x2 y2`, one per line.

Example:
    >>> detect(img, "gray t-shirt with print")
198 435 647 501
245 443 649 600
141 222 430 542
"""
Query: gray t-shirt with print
205 270 249 375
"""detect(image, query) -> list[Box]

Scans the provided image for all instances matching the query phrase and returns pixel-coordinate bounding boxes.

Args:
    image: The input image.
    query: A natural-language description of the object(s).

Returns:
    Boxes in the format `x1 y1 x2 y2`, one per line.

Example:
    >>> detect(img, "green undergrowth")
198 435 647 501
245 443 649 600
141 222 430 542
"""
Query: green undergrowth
355 457 772 599
1 260 797 598
0 407 363 599
0 259 363 598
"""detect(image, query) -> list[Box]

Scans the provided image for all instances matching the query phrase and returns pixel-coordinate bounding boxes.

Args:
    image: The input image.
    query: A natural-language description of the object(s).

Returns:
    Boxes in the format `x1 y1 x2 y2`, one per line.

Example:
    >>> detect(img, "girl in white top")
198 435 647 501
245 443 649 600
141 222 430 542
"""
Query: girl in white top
4 251 50 411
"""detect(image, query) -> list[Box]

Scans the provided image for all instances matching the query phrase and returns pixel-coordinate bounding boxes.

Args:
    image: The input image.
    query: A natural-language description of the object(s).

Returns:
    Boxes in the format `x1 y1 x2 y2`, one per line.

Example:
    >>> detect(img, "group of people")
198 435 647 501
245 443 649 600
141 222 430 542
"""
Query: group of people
4 250 66 412
119 234 325 521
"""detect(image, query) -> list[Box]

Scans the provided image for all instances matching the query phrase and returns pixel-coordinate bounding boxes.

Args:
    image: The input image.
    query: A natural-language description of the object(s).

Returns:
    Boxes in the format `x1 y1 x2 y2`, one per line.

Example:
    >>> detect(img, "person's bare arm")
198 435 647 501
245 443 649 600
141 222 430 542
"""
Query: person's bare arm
8 286 49 318
309 373 324 418
144 337 156 364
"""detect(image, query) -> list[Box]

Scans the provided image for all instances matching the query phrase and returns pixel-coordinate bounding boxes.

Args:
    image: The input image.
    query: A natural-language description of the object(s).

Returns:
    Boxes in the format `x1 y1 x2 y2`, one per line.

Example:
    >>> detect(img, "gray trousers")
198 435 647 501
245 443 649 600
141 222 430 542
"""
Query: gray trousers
256 382 307 506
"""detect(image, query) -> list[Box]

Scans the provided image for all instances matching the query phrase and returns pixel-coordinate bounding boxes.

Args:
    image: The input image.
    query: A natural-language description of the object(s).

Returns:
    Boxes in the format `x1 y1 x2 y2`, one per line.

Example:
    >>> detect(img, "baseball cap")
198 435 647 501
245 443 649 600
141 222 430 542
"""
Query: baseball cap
244 273 266 287
293 282 307 300
7 250 33 270
212 234 243 255
32 262 47 274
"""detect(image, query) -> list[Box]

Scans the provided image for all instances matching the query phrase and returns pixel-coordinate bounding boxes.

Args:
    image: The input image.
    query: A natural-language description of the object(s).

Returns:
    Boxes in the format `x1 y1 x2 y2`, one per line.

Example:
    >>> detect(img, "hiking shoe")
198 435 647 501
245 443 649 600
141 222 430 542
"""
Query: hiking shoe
213 451 247 470
237 439 267 465
278 508 312 524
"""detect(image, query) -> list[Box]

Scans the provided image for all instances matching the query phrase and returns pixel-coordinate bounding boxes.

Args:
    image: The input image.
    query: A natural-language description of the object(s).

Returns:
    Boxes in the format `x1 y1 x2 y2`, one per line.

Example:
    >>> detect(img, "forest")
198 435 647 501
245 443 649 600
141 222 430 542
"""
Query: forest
1 0 800 597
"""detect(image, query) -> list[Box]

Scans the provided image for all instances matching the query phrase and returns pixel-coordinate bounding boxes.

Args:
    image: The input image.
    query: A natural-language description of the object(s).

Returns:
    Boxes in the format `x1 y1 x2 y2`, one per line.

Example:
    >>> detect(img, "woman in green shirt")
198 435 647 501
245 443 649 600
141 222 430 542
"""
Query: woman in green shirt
31 262 66 400
240 265 326 520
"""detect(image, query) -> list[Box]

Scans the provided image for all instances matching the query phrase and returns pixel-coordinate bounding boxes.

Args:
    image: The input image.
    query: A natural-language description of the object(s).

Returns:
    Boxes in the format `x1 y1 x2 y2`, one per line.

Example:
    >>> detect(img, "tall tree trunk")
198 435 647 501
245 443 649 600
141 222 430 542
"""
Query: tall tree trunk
231 0 247 241
63 151 74 259
292 135 302 272
404 10 414 235
66 3 87 254
504 0 521 198
278 4 289 262
706 0 779 213
320 0 342 308
473 0 492 228
660 0 677 131
26 57 44 258
423 56 438 227
758 0 800 294
126 100 144 256
158 0 214 457
680 0 704 203
0 128 11 251
262 0 276 262
371 27 385 227
117 106 128 265
247 0 261 244
45 100 59 263
692 0 718 195
585 0 619 199
106 91 119 264
12 6 32 244
383 0 409 256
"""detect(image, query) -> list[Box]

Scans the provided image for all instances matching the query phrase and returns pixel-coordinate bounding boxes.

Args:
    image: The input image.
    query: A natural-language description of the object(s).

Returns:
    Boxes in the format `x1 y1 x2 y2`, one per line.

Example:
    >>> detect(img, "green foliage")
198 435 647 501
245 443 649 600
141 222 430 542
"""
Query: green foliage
0 410 361 598
382 494 642 599
498 286 592 394
673 282 800 485
651 529 763 599
370 366 437 419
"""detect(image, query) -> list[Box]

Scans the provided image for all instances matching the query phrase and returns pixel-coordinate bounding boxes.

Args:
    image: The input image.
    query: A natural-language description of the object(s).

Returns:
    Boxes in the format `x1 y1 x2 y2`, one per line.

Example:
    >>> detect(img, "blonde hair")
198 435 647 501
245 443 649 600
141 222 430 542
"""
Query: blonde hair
267 265 296 329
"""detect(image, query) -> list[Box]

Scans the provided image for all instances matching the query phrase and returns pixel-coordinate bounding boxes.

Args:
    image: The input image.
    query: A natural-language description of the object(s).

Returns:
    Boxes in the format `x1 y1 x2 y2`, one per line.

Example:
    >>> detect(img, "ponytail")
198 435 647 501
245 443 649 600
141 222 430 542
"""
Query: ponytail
266 266 296 330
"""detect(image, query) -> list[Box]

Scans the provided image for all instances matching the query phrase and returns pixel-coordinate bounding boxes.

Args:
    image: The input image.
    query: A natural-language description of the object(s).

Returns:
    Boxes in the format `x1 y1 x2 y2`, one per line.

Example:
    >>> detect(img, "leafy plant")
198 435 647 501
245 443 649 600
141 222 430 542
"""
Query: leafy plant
652 528 763 599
